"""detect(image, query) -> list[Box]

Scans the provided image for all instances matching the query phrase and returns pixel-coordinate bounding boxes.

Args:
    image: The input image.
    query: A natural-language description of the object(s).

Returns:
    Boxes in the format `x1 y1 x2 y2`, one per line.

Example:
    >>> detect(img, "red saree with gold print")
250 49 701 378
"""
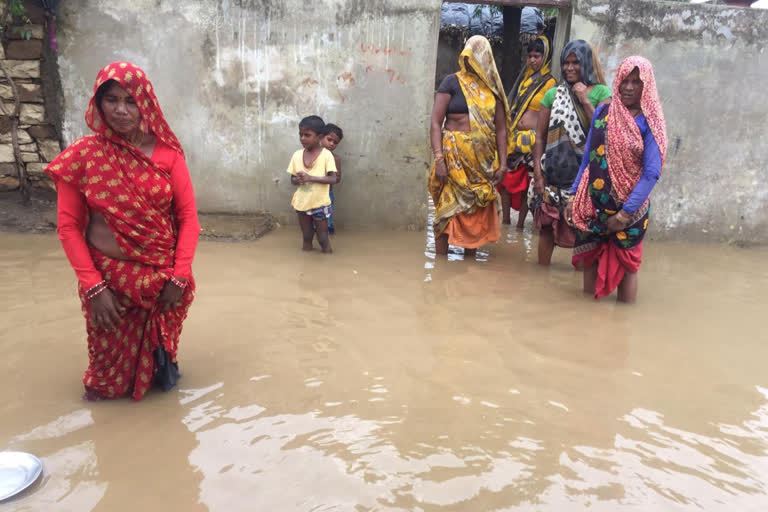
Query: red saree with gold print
47 61 196 400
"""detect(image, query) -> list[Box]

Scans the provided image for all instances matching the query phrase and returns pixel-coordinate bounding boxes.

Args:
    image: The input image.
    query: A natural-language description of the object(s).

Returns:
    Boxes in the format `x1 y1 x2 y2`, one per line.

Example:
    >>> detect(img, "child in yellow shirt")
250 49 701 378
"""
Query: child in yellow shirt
287 115 338 253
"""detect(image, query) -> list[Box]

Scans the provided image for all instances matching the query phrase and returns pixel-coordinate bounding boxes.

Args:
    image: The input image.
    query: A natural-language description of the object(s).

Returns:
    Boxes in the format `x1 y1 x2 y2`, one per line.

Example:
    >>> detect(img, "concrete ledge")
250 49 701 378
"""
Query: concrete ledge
199 212 276 242
0 193 277 242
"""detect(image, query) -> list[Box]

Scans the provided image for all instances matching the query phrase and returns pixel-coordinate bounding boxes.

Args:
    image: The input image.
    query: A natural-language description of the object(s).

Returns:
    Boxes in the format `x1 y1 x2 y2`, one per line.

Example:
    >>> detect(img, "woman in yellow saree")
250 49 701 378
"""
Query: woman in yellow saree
499 35 556 227
429 36 510 256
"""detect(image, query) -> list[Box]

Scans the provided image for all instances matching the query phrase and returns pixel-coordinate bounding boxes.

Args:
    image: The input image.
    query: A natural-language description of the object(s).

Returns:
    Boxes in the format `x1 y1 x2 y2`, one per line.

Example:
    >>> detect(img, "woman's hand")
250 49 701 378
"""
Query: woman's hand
572 82 590 104
90 288 124 330
492 165 508 186
159 278 186 311
565 199 574 226
606 210 630 233
435 159 449 184
533 174 546 196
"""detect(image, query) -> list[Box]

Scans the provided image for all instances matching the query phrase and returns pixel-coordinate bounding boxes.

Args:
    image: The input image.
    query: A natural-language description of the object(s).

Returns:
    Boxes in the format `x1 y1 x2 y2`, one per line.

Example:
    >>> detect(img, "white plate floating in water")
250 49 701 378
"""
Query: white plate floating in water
0 451 43 502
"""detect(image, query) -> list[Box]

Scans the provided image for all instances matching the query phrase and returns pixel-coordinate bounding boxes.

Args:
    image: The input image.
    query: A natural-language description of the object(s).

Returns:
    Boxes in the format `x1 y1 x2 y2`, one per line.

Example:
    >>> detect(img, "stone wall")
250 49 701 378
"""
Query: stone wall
572 0 768 244
0 3 61 195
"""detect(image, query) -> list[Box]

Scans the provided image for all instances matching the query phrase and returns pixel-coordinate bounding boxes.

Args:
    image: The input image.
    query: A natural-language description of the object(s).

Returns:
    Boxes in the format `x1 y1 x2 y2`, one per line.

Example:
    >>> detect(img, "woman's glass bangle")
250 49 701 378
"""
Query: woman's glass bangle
86 281 108 300
170 276 187 289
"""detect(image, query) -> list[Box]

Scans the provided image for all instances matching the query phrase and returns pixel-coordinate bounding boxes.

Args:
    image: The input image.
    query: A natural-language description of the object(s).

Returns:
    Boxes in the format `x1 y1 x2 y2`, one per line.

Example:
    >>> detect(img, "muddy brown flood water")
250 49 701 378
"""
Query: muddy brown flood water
1 227 767 511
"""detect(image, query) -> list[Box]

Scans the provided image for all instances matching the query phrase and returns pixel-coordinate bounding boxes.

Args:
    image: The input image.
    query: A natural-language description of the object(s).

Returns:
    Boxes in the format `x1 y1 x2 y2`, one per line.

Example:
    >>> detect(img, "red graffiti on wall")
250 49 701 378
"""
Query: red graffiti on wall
356 42 411 85
360 44 412 56
361 66 406 84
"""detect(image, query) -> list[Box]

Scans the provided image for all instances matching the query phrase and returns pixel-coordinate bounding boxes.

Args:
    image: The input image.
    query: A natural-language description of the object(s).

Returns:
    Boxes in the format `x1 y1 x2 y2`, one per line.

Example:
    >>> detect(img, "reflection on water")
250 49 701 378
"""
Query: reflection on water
181 384 540 510
4 413 106 512
425 197 493 268
547 399 768 510
13 409 94 442
180 382 768 510
425 197 530 282
2 231 768 511
12 442 108 512
504 222 535 258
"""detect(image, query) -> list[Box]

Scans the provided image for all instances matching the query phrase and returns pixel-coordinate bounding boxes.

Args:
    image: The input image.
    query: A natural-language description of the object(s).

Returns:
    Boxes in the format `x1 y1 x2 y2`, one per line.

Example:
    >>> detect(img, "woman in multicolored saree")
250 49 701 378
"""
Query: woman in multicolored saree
429 36 509 256
498 35 556 227
568 56 667 303
46 61 200 400
532 40 610 266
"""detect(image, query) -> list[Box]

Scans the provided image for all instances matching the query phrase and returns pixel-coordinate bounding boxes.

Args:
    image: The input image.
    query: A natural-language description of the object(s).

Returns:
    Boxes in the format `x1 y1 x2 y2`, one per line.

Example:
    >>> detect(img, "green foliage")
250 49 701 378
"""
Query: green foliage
13 26 33 40
7 0 25 17
1 0 32 40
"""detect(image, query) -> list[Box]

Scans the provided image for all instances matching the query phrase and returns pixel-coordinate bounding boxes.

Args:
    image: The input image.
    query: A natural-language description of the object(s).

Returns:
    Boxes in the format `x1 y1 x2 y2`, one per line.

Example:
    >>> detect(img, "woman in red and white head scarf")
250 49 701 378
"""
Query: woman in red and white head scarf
567 56 668 303
46 61 200 400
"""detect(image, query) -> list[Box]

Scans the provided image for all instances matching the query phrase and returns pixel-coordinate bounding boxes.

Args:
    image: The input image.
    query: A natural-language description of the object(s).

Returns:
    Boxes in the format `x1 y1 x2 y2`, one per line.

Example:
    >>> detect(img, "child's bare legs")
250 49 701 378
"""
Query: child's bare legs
315 218 332 253
500 188 512 224
583 263 597 296
298 212 315 250
617 271 638 303
538 226 555 266
436 234 449 255
464 248 476 257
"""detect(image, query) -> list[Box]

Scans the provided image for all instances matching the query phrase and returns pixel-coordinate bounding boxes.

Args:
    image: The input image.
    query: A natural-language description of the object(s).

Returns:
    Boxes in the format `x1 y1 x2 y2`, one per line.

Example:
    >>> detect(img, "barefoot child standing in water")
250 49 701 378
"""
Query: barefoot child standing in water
288 115 338 253
321 123 343 234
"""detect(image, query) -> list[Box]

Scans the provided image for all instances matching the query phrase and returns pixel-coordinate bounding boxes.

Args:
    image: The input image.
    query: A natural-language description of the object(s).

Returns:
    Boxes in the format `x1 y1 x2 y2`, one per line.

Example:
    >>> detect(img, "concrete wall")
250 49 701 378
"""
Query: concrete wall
572 0 768 244
56 0 442 230
54 0 768 242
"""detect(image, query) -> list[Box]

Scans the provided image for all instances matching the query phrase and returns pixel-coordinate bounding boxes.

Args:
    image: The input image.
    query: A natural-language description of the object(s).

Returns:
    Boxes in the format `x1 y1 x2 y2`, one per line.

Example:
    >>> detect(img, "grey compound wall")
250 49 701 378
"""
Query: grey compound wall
56 0 442 230
55 0 768 242
572 0 768 244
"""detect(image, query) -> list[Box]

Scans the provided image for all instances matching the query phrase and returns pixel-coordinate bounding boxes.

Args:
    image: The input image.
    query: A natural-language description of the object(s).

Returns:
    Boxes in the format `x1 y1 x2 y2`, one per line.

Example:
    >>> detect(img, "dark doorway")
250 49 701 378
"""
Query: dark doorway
434 3 563 99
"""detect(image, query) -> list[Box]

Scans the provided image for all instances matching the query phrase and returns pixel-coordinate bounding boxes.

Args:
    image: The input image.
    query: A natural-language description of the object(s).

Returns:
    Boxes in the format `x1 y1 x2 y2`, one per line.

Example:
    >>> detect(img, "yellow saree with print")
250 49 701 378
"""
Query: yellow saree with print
507 35 556 155
429 36 508 249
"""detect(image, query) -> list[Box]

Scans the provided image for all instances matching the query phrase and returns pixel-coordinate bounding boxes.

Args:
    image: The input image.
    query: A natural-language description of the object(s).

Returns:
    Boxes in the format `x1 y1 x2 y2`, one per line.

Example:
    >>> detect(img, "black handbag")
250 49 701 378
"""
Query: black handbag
153 346 180 392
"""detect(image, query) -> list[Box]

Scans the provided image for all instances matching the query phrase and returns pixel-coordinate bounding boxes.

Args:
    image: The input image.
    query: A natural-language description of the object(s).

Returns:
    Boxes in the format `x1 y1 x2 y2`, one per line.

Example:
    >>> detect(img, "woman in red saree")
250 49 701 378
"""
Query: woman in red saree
46 61 200 401
567 57 667 303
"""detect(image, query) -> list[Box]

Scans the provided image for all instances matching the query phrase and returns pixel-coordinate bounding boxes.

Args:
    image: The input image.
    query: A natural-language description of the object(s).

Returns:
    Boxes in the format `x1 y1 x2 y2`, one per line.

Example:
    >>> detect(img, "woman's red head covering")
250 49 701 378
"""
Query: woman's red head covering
86 61 183 155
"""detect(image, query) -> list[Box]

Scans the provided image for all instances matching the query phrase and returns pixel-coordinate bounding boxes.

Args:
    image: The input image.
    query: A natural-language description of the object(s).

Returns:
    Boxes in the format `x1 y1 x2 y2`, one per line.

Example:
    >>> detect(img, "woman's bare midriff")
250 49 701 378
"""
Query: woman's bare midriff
86 212 129 260
516 110 539 131
85 136 157 260
444 113 471 133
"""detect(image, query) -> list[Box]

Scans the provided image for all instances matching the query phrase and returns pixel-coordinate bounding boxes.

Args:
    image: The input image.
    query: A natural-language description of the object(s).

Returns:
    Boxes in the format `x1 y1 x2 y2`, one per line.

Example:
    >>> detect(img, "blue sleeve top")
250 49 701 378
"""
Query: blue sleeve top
569 105 663 214
570 106 603 197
